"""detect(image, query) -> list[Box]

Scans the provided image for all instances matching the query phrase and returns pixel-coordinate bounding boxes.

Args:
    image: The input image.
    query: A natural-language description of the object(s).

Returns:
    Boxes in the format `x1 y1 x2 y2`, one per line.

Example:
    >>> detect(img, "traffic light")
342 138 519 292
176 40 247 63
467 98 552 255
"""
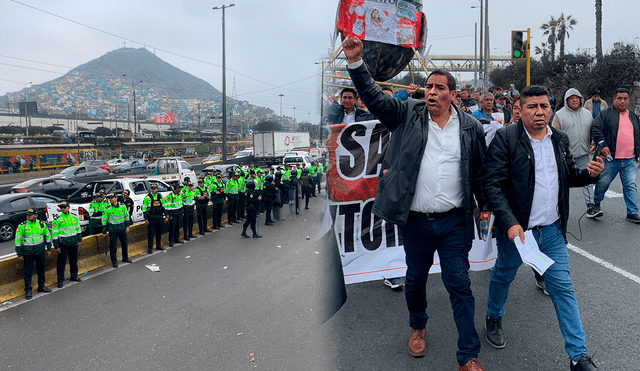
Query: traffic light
511 30 527 60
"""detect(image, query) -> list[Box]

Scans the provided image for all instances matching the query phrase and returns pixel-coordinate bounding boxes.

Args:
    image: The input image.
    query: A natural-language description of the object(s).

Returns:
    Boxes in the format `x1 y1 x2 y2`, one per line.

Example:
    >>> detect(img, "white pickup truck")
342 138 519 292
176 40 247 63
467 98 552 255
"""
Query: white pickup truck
147 157 197 186
45 178 172 233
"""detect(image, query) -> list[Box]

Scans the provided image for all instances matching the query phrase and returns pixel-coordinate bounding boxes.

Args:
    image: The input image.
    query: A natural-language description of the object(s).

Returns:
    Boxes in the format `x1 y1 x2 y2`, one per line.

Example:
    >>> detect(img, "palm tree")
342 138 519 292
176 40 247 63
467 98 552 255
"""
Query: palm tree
556 13 578 58
595 0 603 60
535 42 549 61
540 16 558 62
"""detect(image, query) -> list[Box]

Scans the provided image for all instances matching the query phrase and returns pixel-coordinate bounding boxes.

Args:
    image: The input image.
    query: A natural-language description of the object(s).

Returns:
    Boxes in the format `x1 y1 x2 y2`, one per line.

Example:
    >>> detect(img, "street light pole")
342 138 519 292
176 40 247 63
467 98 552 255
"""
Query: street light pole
315 60 326 145
213 3 235 162
293 107 296 122
24 82 32 136
123 75 143 138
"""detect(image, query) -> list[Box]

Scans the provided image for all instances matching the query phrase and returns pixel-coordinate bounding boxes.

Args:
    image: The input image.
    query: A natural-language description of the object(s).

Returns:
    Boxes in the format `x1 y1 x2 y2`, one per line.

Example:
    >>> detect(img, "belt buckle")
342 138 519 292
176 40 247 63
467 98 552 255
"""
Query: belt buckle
425 212 436 221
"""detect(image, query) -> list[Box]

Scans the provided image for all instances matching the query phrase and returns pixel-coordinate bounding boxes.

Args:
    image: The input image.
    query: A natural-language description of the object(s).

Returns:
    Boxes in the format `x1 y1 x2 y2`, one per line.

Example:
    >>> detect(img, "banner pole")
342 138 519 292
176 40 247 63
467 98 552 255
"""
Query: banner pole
411 47 429 76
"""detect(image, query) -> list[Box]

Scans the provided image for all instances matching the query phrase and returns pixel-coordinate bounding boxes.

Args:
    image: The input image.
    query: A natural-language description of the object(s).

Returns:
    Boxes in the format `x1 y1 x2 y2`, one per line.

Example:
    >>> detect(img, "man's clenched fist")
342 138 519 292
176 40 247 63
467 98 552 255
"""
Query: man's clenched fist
342 37 363 64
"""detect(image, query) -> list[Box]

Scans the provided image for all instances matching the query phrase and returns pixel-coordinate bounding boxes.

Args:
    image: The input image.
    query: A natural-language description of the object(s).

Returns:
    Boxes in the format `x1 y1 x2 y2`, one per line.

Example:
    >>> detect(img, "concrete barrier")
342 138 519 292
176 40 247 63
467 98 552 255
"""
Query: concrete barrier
0 204 227 302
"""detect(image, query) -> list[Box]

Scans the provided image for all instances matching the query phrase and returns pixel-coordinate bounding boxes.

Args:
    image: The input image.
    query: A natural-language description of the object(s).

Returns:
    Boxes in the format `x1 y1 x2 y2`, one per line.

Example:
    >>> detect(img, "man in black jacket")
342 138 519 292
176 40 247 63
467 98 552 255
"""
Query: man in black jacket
590 88 640 223
484 85 604 371
326 87 369 124
344 37 490 371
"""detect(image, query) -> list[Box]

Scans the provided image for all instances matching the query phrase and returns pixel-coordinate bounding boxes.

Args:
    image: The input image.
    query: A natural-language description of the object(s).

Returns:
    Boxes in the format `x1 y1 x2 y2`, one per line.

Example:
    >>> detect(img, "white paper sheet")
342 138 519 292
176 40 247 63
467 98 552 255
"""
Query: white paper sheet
513 230 554 275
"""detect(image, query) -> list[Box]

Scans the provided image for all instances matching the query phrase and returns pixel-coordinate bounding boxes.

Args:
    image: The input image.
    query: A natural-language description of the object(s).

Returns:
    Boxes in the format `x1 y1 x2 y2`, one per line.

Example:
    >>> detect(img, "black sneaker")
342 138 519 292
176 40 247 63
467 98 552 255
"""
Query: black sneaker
586 203 597 219
591 203 603 218
536 279 550 296
626 214 640 223
570 354 598 371
485 316 506 349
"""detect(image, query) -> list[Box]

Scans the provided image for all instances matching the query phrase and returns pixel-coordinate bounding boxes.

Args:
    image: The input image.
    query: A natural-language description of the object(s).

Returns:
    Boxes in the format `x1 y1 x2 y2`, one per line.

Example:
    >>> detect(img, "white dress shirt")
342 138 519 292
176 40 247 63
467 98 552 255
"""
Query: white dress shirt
526 128 560 229
343 110 356 123
410 107 463 213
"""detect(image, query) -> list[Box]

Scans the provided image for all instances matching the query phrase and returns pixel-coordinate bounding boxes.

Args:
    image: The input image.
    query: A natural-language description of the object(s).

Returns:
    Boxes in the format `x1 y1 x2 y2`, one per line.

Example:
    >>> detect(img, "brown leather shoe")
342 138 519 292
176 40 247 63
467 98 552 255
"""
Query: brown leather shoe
408 328 426 357
459 358 487 371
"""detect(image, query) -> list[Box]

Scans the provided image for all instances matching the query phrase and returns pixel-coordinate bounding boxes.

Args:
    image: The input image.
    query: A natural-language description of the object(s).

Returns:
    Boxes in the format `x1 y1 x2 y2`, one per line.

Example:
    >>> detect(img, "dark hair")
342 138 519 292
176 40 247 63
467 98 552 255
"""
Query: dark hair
426 69 456 91
520 85 550 104
381 87 394 94
615 88 630 96
340 88 357 97
412 90 425 100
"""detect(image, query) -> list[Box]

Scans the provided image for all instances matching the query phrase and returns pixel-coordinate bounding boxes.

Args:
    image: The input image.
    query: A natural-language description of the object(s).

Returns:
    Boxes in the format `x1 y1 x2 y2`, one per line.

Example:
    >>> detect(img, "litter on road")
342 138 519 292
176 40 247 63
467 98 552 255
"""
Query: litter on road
145 264 160 272
223 266 228 270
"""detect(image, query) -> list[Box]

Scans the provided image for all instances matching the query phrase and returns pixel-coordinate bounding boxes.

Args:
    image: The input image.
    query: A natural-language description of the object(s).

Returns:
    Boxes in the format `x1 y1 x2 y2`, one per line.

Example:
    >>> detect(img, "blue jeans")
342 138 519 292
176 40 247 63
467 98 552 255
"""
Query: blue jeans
594 157 638 215
486 220 588 362
400 212 480 366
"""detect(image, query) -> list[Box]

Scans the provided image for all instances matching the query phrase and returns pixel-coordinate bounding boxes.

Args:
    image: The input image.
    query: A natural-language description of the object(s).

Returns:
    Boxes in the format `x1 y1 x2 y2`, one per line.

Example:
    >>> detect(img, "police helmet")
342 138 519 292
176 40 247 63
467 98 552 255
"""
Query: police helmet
246 180 256 189
302 168 309 175
291 169 298 176
275 171 283 179
265 174 273 182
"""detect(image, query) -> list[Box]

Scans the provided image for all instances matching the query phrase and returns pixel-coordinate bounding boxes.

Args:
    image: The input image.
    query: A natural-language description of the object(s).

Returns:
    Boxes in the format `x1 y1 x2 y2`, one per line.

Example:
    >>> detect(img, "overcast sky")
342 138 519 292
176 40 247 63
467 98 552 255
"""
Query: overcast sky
2 0 638 123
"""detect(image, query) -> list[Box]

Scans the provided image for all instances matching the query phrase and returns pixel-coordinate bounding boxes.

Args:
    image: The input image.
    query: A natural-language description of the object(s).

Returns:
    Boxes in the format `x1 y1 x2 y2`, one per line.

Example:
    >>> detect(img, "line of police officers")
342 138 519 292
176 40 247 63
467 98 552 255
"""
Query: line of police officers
14 160 328 300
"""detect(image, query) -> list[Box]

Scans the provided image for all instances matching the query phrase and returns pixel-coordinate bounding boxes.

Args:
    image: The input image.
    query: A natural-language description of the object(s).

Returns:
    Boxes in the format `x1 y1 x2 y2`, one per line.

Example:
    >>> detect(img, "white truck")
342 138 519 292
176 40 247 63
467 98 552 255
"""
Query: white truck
146 157 197 186
45 178 173 233
253 132 310 165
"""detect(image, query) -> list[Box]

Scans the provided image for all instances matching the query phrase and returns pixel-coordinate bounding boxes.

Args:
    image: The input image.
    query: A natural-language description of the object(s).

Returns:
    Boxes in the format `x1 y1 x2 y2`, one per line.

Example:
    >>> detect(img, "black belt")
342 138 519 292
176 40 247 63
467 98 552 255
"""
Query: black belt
412 208 465 220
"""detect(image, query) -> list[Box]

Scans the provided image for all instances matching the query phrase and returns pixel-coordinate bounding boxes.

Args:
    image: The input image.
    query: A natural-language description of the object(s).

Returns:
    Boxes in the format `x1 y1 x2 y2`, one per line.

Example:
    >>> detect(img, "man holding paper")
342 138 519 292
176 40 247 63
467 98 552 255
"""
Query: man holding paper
484 85 604 371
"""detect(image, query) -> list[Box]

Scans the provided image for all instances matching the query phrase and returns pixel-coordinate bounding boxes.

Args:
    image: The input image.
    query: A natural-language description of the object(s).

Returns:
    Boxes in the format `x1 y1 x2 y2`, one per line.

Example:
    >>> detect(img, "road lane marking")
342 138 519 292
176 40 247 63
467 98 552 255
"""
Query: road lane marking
568 243 640 285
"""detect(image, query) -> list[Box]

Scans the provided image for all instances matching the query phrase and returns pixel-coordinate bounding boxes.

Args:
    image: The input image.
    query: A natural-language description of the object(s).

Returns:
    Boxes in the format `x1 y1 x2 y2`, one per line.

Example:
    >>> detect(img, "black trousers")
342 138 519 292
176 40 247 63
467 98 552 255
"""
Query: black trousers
89 219 103 235
183 207 194 238
213 203 223 227
264 201 274 223
242 212 257 234
196 205 208 232
57 243 79 282
237 192 245 219
147 218 163 251
302 187 311 208
109 230 128 263
169 213 182 243
227 197 238 223
23 251 46 292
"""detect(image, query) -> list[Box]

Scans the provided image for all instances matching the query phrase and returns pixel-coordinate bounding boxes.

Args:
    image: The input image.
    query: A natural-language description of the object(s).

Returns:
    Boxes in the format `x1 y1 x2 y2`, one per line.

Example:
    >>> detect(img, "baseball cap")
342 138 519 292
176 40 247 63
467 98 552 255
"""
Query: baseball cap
174 183 183 189
198 178 204 183
150 184 158 189
494 93 507 100
107 193 117 198
26 208 37 215
123 190 130 195
59 201 70 208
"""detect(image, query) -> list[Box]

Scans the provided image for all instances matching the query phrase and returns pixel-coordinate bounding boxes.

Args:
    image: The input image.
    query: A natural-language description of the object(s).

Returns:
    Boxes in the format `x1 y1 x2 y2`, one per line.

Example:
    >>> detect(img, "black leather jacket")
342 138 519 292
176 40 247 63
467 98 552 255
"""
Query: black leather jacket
486 122 597 236
348 62 488 244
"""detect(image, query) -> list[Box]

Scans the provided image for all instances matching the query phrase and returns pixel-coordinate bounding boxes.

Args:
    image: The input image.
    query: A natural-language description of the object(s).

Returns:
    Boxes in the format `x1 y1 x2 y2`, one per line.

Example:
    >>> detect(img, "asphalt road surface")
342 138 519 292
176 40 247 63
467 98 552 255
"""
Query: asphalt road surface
1 175 639 371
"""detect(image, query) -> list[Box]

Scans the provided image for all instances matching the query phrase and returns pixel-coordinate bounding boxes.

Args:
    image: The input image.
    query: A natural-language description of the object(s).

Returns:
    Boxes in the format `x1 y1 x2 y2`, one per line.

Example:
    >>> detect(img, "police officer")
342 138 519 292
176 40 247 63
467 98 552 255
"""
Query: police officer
299 168 314 209
182 181 196 241
211 173 225 229
164 184 184 247
121 189 135 223
89 193 107 235
15 208 52 299
236 170 247 221
194 178 210 234
315 161 324 195
289 169 300 215
143 184 166 253
308 162 318 197
52 201 82 288
241 180 262 238
102 193 131 268
263 174 277 225
225 172 240 225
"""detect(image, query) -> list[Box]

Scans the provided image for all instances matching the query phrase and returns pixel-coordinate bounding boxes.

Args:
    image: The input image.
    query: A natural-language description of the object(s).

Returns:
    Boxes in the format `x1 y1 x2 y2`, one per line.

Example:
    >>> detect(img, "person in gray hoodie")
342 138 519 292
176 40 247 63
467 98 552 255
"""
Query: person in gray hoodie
552 88 596 216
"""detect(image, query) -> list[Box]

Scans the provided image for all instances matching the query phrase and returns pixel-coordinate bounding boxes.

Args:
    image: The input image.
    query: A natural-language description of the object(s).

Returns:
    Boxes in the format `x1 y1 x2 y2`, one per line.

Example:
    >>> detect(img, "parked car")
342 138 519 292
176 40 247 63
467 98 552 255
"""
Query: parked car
146 160 158 170
10 178 85 199
111 159 148 174
45 178 172 233
202 155 221 165
282 152 314 169
49 165 109 180
199 164 240 183
80 160 110 172
232 148 253 159
0 193 61 241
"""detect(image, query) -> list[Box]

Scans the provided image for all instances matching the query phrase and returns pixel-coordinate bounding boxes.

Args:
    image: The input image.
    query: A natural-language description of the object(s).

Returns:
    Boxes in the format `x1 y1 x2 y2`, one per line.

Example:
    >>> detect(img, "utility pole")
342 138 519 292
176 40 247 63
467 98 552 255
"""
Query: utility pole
213 3 235 162
293 107 296 122
484 0 489 90
123 75 142 138
24 82 32 136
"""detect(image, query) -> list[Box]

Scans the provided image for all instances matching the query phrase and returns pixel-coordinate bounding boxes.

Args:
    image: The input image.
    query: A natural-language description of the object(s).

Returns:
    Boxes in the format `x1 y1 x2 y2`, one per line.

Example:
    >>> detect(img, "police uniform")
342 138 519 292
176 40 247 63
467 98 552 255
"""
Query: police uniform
15 209 52 299
263 175 277 225
122 190 135 223
241 181 262 238
299 169 314 209
182 182 196 240
89 194 107 235
308 163 318 197
210 175 225 229
164 185 184 246
102 193 131 268
143 184 166 253
52 201 83 288
236 174 246 220
225 175 240 225
194 179 210 234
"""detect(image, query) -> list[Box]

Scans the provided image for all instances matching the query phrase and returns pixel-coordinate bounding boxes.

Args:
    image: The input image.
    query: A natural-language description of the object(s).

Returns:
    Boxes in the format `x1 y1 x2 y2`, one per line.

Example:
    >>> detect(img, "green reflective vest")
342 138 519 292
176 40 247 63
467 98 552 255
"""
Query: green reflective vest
102 202 131 233
164 192 184 215
15 219 51 256
309 165 318 177
52 212 82 248
225 178 239 195
182 188 196 207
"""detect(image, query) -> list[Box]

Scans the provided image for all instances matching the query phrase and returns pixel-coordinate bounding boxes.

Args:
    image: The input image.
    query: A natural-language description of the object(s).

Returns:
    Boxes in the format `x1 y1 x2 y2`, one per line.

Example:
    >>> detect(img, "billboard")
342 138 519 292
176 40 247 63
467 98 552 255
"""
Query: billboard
154 113 176 124
19 101 38 115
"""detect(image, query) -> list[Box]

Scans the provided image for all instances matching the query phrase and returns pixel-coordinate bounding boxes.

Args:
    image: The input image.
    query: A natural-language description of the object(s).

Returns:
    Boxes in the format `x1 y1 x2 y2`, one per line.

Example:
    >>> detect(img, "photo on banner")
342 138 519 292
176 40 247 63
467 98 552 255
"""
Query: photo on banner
322 120 497 284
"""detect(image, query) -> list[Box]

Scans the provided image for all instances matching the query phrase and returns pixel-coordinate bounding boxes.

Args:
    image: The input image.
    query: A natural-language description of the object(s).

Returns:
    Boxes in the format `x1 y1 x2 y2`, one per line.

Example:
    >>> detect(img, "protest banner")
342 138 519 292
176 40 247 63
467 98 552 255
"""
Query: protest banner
322 120 497 284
